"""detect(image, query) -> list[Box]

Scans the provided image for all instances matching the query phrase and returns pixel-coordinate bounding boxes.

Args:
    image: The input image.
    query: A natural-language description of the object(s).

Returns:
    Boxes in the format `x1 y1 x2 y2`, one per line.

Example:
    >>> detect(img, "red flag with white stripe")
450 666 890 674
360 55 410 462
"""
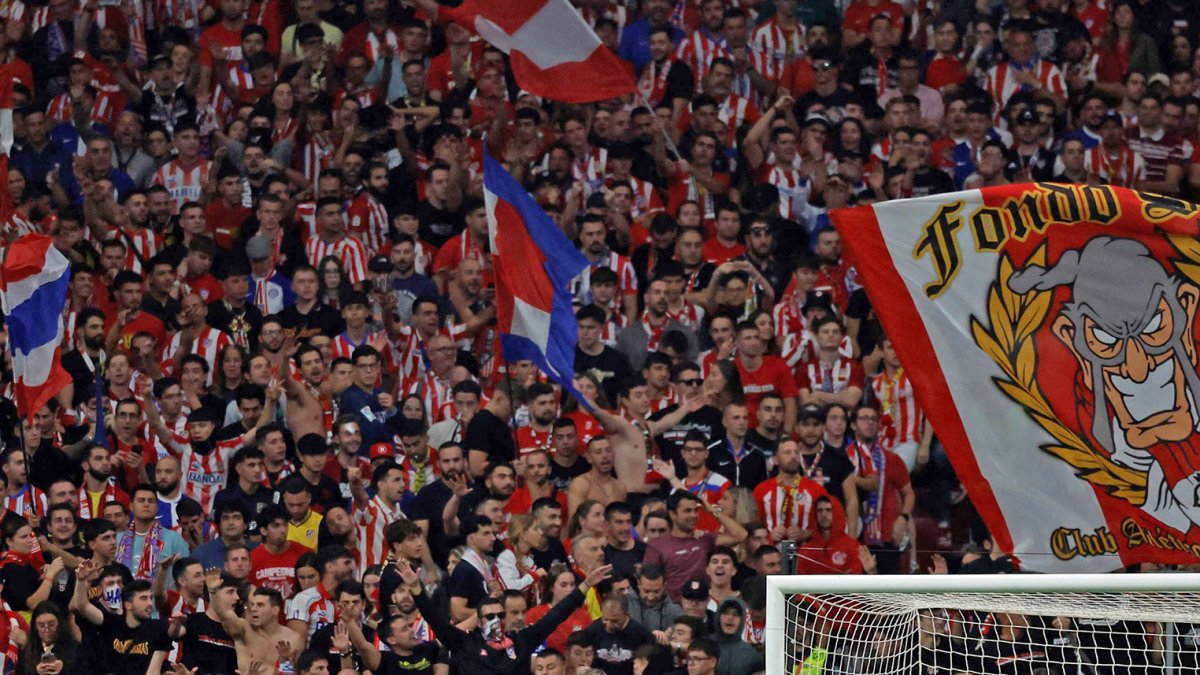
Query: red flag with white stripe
438 0 635 103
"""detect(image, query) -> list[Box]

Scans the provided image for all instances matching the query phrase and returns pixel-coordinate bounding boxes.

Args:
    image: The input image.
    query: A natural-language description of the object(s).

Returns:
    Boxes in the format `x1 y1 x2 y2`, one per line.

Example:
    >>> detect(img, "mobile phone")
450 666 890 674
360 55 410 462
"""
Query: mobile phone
40 652 56 664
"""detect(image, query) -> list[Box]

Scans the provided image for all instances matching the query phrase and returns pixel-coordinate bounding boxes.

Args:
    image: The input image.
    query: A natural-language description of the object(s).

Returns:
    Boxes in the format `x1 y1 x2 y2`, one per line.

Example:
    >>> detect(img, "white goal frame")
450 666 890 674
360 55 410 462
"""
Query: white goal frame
765 573 1200 675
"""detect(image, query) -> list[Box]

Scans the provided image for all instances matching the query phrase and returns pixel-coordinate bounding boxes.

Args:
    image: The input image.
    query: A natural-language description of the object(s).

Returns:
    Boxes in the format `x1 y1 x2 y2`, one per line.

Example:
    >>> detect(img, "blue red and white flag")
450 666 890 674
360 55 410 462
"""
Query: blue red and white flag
483 148 591 405
439 0 635 103
0 234 72 420
836 184 1200 572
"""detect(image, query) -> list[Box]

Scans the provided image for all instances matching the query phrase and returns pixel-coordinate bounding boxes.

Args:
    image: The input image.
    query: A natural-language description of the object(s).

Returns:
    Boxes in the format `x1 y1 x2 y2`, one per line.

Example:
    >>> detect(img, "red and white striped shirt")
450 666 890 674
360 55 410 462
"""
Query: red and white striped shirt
152 159 212 214
573 252 639 305
1085 145 1144 187
676 29 729 93
46 90 119 128
717 94 761 145
299 138 335 190
161 326 233 387
666 301 705 332
108 226 165 274
305 234 369 285
180 434 245 515
3 485 46 521
756 163 811 220
346 190 390 256
985 61 1066 113
796 356 864 395
165 592 205 663
286 583 337 640
570 145 608 184
752 18 805 68
295 201 319 243
354 494 406 570
870 369 924 448
393 325 466 383
406 371 452 424
752 476 825 534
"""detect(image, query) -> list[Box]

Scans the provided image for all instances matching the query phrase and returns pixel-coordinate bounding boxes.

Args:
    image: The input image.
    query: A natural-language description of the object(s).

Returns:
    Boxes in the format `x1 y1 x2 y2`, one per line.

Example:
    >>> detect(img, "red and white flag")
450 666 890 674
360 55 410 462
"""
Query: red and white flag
835 184 1200 572
439 0 635 103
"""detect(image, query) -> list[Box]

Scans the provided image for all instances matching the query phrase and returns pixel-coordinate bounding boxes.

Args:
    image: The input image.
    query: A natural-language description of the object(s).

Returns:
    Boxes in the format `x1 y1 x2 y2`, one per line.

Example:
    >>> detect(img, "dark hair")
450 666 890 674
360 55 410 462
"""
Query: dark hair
688 637 721 659
667 491 703 513
171 556 202 583
639 564 665 581
461 515 496 538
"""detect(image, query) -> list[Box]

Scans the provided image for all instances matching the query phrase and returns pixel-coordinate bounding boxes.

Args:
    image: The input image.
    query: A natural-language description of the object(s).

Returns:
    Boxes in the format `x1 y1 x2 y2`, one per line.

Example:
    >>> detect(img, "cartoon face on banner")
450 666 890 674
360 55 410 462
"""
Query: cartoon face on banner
835 183 1200 571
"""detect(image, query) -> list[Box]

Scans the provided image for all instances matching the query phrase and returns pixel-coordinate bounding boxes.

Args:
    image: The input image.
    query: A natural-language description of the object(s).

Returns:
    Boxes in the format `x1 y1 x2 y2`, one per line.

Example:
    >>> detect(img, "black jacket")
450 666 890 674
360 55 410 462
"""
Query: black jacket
414 586 587 675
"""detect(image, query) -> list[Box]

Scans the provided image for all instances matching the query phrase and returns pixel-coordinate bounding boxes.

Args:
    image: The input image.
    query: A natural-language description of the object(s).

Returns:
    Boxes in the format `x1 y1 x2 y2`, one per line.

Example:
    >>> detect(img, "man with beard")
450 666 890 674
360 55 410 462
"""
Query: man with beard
153 455 185 528
617 277 699 371
409 443 467 567
79 444 131 520
793 404 858 521
140 257 182 327
210 568 304 671
170 571 239 675
796 496 863 575
651 362 725 468
516 383 557 457
508 449 567 515
71 564 171 675
451 462 517 535
106 270 168 352
433 199 489 290
1 446 46 525
389 234 439 325
62 307 107 394
751 438 836 547
337 604 440 675
118 484 190 581
575 214 639 323
345 161 390 256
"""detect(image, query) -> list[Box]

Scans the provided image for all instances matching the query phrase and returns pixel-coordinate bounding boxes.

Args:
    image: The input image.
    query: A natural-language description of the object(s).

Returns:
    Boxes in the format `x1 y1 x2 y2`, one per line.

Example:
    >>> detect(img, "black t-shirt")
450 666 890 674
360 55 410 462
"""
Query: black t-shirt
463 410 515 465
650 405 725 468
282 473 344 515
0 563 38 611
100 611 172 675
311 620 376 672
181 612 237 675
575 346 635 404
800 443 856 507
604 540 647 580
582 619 655 675
29 442 73 492
416 200 464 248
445 558 488 610
278 301 346 338
376 642 443 675
530 537 570 571
744 429 781 464
549 455 591 493
61 350 100 395
408 481 455 567
910 167 956 198
794 87 858 121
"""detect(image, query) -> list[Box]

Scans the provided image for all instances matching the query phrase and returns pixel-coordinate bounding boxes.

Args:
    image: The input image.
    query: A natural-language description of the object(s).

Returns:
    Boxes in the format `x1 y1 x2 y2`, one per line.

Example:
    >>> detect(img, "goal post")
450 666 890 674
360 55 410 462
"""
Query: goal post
766 573 1200 675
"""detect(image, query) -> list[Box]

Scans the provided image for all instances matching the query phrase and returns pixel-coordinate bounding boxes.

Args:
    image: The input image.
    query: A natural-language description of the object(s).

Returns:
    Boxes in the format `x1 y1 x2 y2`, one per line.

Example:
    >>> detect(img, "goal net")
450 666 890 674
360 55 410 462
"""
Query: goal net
765 574 1200 675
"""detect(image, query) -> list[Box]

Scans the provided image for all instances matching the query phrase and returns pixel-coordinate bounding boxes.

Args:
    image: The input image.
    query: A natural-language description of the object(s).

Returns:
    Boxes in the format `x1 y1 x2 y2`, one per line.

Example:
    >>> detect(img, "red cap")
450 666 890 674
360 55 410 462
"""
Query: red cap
369 443 395 461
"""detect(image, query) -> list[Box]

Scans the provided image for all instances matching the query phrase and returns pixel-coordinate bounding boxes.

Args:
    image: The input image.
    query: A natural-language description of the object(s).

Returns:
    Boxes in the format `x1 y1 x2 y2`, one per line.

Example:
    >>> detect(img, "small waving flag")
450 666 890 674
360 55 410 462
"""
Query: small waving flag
0 235 72 420
483 148 591 405
440 0 635 103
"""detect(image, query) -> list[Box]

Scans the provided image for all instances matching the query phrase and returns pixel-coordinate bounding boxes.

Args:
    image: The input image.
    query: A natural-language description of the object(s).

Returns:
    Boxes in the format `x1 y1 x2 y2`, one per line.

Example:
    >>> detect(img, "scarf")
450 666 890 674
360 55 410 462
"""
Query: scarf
46 21 67 62
638 57 676 107
77 483 119 519
116 519 164 581
0 549 37 573
860 443 886 546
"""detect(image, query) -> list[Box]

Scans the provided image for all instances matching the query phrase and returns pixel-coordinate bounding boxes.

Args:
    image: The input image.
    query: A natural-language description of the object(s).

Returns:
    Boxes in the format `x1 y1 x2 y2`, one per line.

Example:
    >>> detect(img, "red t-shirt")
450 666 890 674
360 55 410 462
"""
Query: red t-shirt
795 532 863 574
114 311 167 350
185 274 225 303
842 0 905 35
525 603 592 652
702 239 746 265
250 541 310 600
506 485 568 516
781 58 815 97
205 201 251 251
737 355 799 427
198 23 245 69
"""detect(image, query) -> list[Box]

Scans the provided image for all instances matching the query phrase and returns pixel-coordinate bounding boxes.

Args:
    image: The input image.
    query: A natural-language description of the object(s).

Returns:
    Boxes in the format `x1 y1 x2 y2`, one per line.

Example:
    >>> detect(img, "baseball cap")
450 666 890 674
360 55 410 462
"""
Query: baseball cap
368 255 394 275
1099 110 1124 127
1016 109 1038 126
369 443 395 461
682 579 710 601
798 404 826 424
803 112 832 130
245 236 272 261
801 291 834 314
585 191 609 210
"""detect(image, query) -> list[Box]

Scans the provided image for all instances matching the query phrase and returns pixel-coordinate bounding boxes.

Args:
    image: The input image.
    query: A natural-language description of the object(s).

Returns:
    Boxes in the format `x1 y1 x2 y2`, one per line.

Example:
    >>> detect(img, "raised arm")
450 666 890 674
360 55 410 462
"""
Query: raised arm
205 568 247 638
69 559 104 626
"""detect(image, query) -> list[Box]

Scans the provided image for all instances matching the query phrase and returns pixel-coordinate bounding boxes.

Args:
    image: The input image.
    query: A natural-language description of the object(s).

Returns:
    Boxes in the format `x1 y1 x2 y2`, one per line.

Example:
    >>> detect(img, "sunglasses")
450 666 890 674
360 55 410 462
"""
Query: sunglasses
483 612 504 620
675 378 704 386
749 228 771 236
814 61 835 71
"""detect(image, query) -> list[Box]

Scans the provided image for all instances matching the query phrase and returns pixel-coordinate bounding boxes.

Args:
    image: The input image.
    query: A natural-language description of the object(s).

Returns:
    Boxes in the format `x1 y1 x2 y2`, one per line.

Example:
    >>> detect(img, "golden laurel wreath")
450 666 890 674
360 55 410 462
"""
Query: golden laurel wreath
970 244 1148 506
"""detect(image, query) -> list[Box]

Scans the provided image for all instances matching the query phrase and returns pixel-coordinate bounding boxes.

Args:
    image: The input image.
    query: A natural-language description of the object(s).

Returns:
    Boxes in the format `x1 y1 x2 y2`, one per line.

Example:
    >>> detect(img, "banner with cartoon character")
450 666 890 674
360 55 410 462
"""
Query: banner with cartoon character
834 184 1200 572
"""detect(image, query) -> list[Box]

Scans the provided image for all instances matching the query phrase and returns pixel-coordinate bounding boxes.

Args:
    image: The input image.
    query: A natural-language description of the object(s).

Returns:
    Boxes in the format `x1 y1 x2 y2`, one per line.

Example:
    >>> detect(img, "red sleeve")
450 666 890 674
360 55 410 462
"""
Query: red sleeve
198 31 216 68
888 453 911 490
431 239 462 274
774 358 799 398
848 361 865 389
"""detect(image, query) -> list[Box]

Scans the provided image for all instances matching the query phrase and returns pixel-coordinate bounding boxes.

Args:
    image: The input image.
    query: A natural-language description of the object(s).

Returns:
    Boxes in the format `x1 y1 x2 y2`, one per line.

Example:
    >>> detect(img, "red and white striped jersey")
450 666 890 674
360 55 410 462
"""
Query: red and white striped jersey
572 252 639 305
515 426 553 457
298 138 335 190
211 63 254 120
334 84 380 111
152 159 212 214
305 234 369 285
614 175 665 220
648 388 679 415
346 190 390 256
364 28 400 64
666 301 705 332
286 583 337 640
354 494 406 570
773 295 807 343
985 61 1066 112
3 485 46 521
164 592 205 663
729 46 778 101
571 145 609 183
46 90 119 127
393 325 466 383
108 226 165 275
870 369 924 448
406 371 452 424
1085 145 1144 188
796 356 865 395
717 94 761 145
295 201 319 243
143 413 189 462
180 435 244 515
598 311 627 347
676 29 729 92
752 18 805 68
154 0 203 33
756 163 811 220
752 476 825 534
160 326 233 387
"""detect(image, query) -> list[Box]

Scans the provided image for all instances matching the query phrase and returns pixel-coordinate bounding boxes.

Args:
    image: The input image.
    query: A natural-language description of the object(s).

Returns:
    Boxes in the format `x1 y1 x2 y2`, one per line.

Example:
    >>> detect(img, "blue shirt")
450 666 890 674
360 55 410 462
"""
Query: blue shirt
116 527 190 575
193 537 261 571
618 19 684 72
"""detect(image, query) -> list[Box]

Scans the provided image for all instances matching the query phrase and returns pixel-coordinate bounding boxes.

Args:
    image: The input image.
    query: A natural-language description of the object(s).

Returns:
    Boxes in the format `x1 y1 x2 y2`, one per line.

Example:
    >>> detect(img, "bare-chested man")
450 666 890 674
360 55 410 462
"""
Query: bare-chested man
206 567 301 675
569 435 629 512
283 343 333 440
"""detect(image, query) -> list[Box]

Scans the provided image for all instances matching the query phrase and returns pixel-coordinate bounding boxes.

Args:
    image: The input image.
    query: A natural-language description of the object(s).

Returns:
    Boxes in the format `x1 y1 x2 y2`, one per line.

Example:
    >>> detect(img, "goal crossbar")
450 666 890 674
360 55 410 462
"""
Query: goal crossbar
766 574 1200 675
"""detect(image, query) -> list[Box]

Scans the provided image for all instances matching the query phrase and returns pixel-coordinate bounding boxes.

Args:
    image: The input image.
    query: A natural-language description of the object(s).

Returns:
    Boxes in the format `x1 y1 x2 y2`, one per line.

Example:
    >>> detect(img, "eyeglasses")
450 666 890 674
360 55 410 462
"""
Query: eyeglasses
748 228 771 237
482 612 504 620
675 378 704 386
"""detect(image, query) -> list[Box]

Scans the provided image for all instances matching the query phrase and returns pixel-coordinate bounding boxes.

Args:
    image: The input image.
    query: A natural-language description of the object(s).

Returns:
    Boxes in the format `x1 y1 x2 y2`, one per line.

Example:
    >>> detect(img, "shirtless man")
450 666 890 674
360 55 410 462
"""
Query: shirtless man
569 435 629 512
206 567 301 675
283 344 333 441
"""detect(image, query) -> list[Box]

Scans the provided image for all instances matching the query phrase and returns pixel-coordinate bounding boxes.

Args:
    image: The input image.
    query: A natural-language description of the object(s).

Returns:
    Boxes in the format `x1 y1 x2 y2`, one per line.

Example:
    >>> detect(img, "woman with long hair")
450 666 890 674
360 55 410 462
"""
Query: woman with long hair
1096 0 1161 84
747 309 780 356
832 117 871 159
212 343 248 407
318 255 352 309
567 500 607 540
254 81 300 143
524 564 593 652
1 515 57 612
704 359 745 410
496 513 546 605
399 394 430 429
20 602 78 675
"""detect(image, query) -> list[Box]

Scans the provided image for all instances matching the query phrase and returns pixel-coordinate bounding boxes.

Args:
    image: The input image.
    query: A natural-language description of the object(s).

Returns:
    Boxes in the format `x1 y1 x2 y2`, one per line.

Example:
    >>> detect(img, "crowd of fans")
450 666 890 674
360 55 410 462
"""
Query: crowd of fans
0 0 1190 671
